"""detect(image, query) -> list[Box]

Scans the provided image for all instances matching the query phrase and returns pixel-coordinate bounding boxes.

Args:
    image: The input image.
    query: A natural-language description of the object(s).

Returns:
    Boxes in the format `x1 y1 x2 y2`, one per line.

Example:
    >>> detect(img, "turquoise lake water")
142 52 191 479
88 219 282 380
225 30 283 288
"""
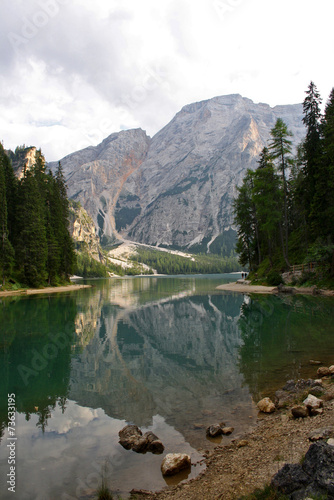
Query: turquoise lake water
1 274 334 498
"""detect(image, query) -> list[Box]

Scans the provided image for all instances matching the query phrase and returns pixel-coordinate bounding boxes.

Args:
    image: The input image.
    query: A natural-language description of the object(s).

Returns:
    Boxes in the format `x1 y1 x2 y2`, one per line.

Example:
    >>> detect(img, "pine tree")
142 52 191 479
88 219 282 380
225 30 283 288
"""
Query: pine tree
0 156 14 285
252 148 282 267
16 171 48 287
0 144 17 242
301 82 323 235
320 88 334 241
54 162 76 279
233 170 258 270
269 118 294 267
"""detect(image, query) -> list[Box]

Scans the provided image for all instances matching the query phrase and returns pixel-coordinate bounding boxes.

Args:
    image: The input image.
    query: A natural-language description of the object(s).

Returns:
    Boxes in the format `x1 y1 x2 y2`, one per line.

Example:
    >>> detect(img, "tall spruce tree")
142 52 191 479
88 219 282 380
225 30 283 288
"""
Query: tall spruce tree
0 154 14 285
269 118 294 267
55 162 76 279
320 88 334 242
16 170 48 287
233 170 258 270
252 148 282 267
301 82 323 235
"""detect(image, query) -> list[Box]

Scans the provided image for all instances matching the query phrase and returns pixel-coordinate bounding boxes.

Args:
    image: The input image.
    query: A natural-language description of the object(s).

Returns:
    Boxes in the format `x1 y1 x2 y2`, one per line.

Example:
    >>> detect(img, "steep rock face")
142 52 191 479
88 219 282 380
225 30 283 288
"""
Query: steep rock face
120 95 305 251
51 94 305 253
69 201 103 262
49 128 151 244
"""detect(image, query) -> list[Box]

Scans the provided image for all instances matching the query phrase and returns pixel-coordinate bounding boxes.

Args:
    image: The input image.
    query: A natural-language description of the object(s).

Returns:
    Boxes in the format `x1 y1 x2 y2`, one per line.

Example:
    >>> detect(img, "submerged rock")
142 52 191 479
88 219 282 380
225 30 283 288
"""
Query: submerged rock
257 397 275 413
119 425 164 454
161 453 191 476
206 423 225 438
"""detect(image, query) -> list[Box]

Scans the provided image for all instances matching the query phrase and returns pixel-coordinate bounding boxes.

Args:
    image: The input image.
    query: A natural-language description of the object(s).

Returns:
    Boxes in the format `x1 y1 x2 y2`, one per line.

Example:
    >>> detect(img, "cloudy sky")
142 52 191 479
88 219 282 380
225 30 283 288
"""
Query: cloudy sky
1 0 333 161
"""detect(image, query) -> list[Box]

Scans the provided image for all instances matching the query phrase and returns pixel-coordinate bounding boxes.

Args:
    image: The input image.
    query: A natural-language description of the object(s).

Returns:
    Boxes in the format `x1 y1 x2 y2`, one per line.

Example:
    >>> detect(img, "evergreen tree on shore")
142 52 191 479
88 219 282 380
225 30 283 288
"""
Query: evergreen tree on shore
234 83 334 279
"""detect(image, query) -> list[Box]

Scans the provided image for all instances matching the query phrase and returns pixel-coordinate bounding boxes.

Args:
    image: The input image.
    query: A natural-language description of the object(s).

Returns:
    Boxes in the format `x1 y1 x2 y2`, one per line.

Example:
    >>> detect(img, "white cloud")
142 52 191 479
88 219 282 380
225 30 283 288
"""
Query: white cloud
1 0 333 160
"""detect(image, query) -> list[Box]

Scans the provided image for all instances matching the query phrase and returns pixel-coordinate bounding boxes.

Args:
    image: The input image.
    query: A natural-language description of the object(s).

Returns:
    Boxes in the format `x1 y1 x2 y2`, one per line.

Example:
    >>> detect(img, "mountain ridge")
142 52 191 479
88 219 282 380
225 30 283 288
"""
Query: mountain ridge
49 94 306 254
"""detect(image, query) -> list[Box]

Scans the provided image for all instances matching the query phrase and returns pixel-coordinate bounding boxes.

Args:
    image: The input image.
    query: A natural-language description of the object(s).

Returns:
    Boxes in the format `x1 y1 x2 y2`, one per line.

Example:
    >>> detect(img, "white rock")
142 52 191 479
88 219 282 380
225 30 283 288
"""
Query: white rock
161 453 191 476
327 438 334 447
257 397 276 413
329 365 334 374
303 394 323 409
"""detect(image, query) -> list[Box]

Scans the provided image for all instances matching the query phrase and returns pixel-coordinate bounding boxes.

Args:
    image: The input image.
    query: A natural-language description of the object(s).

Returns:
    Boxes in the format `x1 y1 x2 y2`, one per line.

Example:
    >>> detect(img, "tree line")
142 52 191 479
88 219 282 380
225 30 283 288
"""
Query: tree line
0 145 76 287
233 82 334 278
134 247 240 274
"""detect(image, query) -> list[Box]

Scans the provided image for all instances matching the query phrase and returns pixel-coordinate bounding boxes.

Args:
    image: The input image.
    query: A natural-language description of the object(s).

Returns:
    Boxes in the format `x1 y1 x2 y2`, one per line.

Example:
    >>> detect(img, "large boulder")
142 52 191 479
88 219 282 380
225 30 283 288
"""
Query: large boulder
161 453 191 476
271 442 334 498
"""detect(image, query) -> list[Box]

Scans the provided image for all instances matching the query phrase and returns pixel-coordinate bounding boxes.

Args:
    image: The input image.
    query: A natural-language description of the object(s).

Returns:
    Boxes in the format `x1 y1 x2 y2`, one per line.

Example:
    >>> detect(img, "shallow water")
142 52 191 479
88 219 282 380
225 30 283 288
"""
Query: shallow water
0 274 334 498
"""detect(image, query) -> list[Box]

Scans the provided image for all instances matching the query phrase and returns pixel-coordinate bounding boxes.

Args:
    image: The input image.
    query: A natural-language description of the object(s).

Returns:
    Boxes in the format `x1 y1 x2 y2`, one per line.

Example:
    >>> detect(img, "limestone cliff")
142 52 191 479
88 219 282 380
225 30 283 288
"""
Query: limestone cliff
69 201 103 262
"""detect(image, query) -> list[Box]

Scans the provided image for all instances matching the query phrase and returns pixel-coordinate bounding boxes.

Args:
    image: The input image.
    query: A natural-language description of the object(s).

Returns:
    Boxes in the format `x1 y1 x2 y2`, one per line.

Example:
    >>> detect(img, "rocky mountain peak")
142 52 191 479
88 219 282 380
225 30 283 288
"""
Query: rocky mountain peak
50 94 305 254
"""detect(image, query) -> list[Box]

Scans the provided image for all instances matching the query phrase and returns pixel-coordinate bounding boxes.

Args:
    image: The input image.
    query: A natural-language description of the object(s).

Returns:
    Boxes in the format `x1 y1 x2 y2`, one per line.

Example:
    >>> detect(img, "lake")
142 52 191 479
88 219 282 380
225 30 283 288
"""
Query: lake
1 274 334 499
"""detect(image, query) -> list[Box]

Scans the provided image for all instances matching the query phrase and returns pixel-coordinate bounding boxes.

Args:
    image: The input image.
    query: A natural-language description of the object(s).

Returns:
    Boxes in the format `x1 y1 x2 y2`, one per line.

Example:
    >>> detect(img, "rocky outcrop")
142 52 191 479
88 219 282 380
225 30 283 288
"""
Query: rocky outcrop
69 201 103 262
271 441 334 499
49 94 305 254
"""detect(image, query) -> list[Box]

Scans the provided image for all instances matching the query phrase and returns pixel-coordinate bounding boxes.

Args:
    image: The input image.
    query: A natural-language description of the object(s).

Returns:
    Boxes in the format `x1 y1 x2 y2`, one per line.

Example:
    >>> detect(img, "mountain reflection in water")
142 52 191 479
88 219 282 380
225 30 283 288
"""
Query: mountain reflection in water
1 275 334 498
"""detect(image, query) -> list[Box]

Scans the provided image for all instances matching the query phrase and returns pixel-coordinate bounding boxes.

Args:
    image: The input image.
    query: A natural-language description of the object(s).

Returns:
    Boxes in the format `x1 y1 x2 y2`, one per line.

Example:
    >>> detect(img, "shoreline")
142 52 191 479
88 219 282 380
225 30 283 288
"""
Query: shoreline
134 377 334 500
216 281 334 296
0 283 92 298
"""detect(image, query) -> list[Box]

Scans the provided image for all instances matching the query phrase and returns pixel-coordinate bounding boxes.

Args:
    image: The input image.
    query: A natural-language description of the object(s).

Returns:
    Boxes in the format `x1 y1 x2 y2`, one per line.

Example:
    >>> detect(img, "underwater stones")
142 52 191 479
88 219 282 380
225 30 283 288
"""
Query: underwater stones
161 453 191 476
257 397 276 413
206 423 225 437
206 423 234 438
118 424 164 454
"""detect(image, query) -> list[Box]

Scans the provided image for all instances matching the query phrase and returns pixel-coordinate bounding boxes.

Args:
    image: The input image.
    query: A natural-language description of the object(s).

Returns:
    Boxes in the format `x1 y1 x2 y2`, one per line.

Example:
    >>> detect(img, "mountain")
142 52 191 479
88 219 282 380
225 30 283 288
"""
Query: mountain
49 94 305 254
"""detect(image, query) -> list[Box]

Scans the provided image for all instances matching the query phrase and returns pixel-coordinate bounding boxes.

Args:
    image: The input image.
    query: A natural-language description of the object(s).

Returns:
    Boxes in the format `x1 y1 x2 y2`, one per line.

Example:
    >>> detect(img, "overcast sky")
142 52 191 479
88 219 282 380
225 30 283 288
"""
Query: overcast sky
1 0 333 161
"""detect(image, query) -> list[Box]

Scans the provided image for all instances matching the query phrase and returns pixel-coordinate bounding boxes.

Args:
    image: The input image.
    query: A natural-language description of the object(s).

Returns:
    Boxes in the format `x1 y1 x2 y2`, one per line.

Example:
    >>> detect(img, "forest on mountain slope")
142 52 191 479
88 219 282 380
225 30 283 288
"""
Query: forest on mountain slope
233 82 334 287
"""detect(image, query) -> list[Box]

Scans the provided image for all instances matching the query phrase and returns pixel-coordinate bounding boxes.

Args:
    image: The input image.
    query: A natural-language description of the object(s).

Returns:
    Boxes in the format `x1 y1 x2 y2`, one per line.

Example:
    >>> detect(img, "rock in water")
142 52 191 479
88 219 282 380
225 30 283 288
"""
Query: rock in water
257 397 276 413
119 425 164 454
161 453 191 476
119 424 142 450
206 424 224 437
